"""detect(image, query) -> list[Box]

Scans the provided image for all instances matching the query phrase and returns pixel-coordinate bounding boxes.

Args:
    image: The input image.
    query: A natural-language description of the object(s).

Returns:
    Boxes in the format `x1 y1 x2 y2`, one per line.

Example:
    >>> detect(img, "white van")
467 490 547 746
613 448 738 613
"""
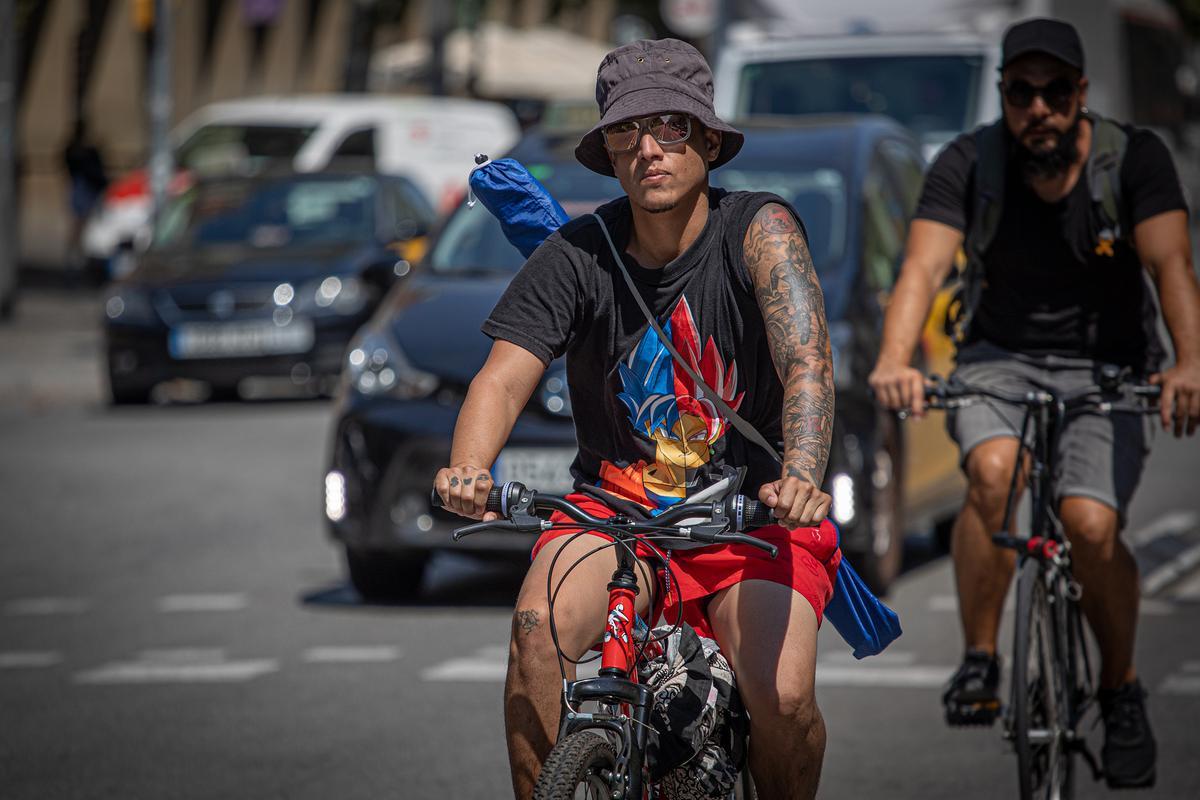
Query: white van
83 95 519 277
713 0 1195 164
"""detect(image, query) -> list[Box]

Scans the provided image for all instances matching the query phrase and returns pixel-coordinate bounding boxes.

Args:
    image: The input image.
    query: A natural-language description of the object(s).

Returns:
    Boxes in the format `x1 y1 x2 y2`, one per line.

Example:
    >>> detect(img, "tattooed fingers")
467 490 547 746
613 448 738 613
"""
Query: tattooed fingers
433 465 497 521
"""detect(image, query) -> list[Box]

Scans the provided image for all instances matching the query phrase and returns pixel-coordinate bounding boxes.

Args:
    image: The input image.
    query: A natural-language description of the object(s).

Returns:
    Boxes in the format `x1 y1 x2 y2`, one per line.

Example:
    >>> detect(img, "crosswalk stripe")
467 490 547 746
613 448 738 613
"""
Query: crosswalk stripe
422 658 508 682
1160 674 1200 696
0 651 63 668
74 648 276 684
157 594 247 612
302 646 401 664
4 597 90 616
816 665 954 688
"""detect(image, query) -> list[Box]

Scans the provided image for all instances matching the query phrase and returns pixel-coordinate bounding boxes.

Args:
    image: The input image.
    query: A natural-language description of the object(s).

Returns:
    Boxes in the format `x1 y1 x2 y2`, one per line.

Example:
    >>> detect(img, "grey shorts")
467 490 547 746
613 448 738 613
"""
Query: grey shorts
947 352 1154 521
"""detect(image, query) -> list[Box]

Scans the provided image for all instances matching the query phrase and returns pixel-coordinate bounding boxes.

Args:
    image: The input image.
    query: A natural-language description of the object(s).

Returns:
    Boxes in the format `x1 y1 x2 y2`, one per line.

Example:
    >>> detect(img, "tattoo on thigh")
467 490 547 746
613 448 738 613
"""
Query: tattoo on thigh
516 609 540 635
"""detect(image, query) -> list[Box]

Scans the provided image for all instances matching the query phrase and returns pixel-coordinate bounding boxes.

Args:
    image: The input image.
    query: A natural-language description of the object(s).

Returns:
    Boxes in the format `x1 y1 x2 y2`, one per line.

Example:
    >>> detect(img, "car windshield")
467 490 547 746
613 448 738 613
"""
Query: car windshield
711 167 846 271
175 123 318 173
153 176 377 250
428 159 621 274
429 159 847 275
737 55 983 142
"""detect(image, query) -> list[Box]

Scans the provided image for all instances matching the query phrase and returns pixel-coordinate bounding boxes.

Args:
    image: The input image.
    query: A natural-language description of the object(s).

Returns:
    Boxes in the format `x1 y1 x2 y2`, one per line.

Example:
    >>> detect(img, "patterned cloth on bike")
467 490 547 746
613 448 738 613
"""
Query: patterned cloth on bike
532 492 842 639
636 622 746 799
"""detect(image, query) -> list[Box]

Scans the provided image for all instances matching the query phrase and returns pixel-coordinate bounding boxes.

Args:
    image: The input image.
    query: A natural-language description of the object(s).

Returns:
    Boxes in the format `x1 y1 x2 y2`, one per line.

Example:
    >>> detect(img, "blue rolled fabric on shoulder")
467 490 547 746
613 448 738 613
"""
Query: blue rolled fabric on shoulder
468 157 569 258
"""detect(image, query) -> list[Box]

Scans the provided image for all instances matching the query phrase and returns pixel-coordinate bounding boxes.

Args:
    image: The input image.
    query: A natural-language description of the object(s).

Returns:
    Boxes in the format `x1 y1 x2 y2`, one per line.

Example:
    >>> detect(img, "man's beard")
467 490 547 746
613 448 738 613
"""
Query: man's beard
1015 113 1082 179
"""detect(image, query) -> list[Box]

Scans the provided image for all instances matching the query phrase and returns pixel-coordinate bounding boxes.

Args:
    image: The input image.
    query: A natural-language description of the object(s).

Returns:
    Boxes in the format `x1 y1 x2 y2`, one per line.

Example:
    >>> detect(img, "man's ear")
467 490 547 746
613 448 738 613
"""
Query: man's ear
705 128 722 163
1078 76 1090 110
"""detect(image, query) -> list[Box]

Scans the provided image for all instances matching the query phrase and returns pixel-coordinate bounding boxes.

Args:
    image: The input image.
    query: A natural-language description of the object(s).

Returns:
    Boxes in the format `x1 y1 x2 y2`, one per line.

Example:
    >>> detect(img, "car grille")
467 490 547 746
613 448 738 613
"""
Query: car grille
155 283 277 323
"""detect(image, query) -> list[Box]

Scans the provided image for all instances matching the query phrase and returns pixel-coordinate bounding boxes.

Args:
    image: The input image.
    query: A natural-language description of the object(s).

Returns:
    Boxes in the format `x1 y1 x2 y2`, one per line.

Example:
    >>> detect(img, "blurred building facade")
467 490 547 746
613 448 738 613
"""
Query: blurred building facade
13 0 643 269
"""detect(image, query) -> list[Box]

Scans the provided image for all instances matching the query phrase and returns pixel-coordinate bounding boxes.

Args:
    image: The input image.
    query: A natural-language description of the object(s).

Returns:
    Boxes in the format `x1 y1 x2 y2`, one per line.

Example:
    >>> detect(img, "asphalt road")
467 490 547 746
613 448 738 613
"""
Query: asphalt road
2 288 1198 799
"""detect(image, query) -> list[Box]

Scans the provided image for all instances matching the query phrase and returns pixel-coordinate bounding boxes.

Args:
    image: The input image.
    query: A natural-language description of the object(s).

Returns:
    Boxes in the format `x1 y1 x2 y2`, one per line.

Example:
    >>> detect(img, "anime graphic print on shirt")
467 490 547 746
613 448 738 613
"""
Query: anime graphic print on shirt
599 296 744 512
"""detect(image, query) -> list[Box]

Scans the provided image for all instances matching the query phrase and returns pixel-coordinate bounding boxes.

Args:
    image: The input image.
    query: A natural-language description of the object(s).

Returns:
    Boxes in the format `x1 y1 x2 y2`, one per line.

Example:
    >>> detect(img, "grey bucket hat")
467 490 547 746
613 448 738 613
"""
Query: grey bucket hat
575 38 744 177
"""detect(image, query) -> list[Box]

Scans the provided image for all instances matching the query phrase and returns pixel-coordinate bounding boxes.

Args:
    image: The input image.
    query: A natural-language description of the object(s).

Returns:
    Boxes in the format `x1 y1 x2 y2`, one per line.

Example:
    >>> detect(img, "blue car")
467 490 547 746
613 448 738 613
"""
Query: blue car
324 116 930 600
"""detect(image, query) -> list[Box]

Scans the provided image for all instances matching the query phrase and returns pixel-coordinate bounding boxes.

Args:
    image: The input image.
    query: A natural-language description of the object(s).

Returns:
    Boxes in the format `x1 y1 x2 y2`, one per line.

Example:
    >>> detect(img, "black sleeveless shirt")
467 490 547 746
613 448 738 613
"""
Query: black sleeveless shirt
482 188 800 512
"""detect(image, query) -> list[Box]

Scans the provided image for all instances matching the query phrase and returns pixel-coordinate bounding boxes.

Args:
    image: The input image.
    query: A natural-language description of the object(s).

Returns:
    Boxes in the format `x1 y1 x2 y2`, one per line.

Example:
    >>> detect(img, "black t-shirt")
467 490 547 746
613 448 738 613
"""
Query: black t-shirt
483 189 798 513
915 121 1187 370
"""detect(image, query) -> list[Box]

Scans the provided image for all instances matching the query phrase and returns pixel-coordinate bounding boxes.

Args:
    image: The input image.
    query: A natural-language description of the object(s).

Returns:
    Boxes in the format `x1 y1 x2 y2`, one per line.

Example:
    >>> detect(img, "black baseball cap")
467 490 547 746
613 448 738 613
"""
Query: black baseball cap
1000 18 1085 72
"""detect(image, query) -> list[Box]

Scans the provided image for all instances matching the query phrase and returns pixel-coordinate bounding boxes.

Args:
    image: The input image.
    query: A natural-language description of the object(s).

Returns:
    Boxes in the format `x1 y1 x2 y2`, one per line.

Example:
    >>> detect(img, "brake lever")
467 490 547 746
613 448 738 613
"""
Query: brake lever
452 519 521 540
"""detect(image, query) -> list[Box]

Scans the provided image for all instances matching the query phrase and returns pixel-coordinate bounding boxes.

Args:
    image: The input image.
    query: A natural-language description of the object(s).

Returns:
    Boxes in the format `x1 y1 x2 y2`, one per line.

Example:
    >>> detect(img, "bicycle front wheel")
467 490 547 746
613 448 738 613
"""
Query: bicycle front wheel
533 731 618 800
1011 558 1073 800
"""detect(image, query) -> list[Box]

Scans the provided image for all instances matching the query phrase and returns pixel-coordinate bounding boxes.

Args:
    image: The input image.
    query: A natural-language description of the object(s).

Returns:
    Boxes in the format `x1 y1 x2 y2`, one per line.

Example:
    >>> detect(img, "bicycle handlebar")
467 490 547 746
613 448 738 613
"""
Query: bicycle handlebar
907 375 1160 417
430 482 779 557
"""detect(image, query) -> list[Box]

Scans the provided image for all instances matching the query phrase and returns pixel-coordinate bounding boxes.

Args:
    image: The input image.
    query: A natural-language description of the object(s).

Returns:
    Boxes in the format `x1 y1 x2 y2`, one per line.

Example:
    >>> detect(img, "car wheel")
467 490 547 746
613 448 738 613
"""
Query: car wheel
108 375 154 405
836 415 905 596
344 546 428 602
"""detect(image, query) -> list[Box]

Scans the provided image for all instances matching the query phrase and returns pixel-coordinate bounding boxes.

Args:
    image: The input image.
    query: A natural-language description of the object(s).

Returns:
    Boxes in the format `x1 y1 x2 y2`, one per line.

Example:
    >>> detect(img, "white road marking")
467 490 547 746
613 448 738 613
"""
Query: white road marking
4 597 90 616
1160 675 1200 696
1143 542 1200 596
816 664 954 689
157 594 247 612
928 595 957 613
0 651 63 668
1127 511 1199 547
1168 567 1200 601
74 648 277 684
302 646 401 664
1180 661 1200 674
821 650 918 667
422 658 508 682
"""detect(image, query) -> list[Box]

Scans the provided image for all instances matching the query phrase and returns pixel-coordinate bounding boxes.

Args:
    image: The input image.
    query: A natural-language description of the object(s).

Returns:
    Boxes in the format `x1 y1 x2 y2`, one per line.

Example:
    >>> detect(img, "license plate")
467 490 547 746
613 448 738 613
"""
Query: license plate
493 447 576 495
169 319 314 359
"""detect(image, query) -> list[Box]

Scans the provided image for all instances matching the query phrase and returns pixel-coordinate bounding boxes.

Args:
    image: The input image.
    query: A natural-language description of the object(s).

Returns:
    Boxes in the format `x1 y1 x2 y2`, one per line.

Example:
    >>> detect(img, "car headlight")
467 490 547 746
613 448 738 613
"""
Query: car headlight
294 275 371 316
103 286 157 324
345 327 439 399
539 368 572 417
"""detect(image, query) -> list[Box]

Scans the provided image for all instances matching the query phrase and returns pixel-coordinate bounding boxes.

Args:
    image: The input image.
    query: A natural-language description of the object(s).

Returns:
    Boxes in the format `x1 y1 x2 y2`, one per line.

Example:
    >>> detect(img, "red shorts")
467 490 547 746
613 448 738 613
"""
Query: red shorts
530 493 842 640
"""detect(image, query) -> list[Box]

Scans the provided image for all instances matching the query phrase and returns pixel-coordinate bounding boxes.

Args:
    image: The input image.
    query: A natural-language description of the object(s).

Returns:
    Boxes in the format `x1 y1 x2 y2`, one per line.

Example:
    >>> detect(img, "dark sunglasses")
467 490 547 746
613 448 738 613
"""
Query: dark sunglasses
602 114 692 152
1000 77 1078 112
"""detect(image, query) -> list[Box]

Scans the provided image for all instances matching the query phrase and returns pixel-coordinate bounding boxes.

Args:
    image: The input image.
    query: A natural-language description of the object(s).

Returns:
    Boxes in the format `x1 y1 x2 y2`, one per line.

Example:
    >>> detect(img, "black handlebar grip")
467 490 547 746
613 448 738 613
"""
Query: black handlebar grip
430 483 505 512
485 485 504 514
740 499 776 531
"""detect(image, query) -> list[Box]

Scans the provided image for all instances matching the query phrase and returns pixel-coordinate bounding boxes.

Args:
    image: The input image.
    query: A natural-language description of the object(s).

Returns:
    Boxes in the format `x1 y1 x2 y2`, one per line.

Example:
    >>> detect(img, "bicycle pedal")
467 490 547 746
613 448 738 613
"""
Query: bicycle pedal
945 700 1000 727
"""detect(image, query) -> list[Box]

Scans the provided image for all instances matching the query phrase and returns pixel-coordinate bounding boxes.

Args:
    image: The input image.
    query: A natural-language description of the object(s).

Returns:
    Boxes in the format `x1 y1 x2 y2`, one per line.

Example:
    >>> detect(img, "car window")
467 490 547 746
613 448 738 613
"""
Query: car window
381 177 434 239
737 55 983 142
176 124 317 173
332 128 376 160
861 154 908 292
877 139 925 215
153 176 378 250
428 159 620 275
711 167 846 272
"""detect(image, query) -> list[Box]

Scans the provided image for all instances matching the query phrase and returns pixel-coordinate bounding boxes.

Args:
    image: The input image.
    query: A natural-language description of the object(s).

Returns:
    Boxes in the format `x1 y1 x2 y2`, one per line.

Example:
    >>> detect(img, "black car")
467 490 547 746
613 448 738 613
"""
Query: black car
324 116 927 599
102 170 434 403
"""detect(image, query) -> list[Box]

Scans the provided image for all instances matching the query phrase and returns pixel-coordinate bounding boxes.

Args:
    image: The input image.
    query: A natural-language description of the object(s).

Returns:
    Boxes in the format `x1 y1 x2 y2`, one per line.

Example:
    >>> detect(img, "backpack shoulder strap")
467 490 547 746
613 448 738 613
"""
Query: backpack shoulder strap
947 121 1006 343
1085 113 1129 247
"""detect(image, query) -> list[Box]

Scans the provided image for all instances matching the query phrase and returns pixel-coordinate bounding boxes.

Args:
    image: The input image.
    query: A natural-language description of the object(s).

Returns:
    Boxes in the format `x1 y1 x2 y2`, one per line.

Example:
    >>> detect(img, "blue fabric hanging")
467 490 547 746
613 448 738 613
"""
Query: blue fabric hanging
468 157 569 258
824 526 903 659
468 156 902 659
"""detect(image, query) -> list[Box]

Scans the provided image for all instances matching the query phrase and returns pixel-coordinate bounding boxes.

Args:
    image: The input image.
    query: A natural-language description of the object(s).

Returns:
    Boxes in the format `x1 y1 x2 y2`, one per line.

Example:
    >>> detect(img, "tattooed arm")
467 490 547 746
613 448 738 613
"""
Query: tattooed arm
434 340 546 521
743 202 835 527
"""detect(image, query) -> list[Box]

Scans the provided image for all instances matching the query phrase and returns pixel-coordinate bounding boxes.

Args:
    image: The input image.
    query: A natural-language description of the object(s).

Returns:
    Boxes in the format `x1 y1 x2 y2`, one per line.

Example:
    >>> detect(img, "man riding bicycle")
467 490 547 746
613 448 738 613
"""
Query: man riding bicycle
869 18 1200 789
435 39 839 799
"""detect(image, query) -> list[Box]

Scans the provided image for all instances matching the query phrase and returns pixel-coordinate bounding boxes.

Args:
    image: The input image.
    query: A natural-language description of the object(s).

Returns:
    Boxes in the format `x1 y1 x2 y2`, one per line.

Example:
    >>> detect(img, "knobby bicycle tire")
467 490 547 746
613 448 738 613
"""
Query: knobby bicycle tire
1011 558 1074 800
533 731 618 800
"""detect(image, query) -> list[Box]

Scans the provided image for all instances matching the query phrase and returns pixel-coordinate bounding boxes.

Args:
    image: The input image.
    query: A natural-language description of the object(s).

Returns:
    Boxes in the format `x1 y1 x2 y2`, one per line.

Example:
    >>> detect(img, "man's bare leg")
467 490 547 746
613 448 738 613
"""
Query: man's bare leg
953 437 1026 653
707 579 824 800
1059 496 1139 688
504 535 653 800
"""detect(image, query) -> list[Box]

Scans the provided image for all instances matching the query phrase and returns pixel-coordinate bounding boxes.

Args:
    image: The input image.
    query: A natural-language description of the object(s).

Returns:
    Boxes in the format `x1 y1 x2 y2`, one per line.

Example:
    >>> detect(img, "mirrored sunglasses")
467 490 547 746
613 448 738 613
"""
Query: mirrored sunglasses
602 114 692 152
